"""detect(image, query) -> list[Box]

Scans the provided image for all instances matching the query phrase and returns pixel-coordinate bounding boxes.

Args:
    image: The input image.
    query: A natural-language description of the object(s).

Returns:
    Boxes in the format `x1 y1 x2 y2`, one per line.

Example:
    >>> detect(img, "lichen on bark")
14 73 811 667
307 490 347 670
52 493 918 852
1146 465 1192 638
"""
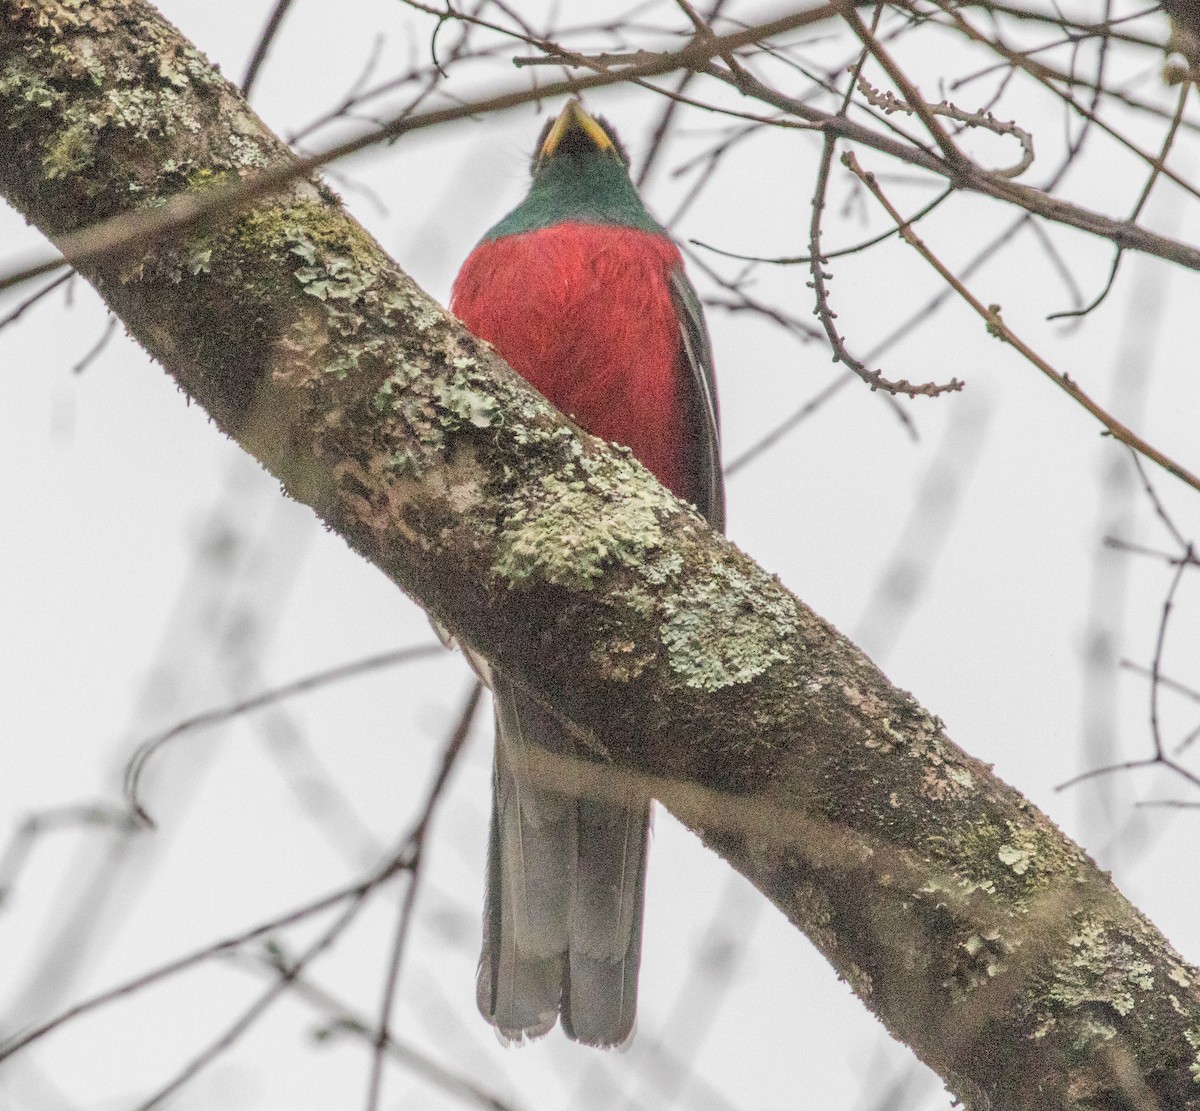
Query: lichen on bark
3 1 1200 1106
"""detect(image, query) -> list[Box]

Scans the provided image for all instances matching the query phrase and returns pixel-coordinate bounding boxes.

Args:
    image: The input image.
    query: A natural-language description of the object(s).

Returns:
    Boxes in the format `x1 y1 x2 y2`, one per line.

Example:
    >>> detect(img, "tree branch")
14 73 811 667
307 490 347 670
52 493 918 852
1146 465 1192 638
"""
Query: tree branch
2 3 1198 1107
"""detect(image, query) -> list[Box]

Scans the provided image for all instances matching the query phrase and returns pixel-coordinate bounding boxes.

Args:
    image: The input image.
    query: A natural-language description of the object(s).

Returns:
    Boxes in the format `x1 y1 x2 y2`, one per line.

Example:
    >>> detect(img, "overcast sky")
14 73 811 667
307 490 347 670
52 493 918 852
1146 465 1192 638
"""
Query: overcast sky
2 1 1200 1108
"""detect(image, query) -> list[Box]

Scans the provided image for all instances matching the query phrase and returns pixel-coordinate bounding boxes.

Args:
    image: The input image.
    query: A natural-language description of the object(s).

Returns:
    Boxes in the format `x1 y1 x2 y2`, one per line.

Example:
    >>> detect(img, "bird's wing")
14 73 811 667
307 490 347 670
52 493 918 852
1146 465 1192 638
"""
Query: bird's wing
670 267 725 533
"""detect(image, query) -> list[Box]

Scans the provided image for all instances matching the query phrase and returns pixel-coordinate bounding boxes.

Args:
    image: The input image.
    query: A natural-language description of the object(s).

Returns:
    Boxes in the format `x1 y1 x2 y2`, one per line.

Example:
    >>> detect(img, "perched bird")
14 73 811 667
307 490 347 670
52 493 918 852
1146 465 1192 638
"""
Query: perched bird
451 99 724 1048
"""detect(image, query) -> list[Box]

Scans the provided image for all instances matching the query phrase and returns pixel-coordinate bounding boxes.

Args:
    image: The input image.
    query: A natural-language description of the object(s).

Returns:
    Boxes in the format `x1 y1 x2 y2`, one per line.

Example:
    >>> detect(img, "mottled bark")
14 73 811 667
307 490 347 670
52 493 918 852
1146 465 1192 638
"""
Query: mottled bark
1 2 1198 1107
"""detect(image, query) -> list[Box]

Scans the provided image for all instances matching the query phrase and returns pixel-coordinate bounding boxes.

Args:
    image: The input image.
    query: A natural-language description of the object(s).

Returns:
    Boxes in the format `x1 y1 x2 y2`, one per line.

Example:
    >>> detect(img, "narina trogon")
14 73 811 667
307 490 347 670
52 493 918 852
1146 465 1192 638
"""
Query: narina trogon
451 99 725 1047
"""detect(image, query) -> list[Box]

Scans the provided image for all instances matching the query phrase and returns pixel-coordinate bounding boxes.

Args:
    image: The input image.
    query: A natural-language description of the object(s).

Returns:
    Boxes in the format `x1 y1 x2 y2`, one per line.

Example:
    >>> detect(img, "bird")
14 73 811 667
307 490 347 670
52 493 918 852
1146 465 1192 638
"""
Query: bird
450 98 724 1048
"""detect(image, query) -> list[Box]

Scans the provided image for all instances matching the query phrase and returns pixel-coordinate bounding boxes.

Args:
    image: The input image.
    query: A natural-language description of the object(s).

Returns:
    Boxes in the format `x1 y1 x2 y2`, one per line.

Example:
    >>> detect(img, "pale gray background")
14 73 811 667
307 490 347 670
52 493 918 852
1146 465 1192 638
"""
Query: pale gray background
2 1 1199 1107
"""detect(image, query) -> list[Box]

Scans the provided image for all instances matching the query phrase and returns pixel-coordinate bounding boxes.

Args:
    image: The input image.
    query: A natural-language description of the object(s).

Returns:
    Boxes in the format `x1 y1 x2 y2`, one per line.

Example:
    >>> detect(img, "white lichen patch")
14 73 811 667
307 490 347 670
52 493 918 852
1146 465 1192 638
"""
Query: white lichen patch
998 842 1034 875
1184 1027 1200 1084
659 560 800 691
492 465 671 592
1042 916 1156 1023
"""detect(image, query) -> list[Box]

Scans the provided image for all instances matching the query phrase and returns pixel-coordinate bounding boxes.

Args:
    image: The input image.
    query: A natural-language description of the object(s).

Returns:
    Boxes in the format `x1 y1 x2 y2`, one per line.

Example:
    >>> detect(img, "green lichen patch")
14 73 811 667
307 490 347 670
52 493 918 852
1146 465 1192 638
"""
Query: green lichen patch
660 558 800 691
491 456 674 592
435 363 501 431
998 840 1035 875
8 0 118 35
187 200 436 411
224 202 382 281
1032 914 1160 1050
0 59 59 118
372 353 500 469
1185 1027 1200 1083
0 0 273 231
935 812 1076 913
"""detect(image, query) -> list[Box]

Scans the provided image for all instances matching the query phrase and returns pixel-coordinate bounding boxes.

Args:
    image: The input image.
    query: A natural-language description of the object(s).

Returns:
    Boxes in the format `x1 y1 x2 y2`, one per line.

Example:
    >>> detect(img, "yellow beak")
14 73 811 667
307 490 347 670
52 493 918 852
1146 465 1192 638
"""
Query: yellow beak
538 99 614 162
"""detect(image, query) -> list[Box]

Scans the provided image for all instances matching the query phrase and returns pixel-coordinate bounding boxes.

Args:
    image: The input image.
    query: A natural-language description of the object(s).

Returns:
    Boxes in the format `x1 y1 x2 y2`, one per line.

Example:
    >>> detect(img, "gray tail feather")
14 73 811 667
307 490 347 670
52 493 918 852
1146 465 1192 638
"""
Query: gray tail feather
477 675 649 1048
562 796 648 1047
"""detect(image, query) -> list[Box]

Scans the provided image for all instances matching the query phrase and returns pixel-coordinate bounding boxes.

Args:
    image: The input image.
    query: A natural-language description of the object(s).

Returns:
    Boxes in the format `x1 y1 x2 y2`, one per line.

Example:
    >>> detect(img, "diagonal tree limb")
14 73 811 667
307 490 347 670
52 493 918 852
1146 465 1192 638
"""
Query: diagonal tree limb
2 3 1199 1108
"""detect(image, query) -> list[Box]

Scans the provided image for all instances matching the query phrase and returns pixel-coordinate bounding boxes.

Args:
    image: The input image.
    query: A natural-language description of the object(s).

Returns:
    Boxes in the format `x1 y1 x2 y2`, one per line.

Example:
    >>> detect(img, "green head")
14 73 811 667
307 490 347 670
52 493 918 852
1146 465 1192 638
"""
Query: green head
484 100 665 240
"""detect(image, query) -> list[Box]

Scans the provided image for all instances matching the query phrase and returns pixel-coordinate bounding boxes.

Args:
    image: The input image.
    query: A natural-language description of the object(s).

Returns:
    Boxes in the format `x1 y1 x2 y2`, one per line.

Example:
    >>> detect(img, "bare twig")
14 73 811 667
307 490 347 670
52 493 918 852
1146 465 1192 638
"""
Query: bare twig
966 1 1163 51
230 945 519 1111
0 805 138 908
124 644 445 827
241 0 298 98
809 136 964 398
134 879 377 1110
364 680 481 1111
0 849 416 1062
0 271 71 332
724 373 854 478
842 151 1200 496
837 0 965 167
1058 547 1200 795
693 184 953 264
1129 451 1192 552
1049 80 1191 322
854 75 1034 178
70 313 117 374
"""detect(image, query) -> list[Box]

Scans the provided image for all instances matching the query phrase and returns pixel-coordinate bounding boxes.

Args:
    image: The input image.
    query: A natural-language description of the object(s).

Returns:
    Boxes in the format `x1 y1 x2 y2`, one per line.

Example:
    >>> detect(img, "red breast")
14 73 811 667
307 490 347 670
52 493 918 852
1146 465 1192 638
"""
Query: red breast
452 221 693 503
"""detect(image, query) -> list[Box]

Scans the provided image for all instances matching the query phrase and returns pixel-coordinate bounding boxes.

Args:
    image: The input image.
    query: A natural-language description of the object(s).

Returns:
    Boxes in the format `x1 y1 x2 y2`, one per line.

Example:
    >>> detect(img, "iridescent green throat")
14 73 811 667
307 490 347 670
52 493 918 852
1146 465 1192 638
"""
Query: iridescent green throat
484 147 665 240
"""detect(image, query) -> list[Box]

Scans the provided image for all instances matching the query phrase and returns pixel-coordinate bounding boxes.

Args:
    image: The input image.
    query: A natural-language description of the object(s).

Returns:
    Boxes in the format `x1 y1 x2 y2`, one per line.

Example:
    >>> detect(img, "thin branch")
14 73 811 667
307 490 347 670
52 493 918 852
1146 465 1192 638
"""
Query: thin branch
0 848 418 1062
0 804 138 908
693 184 954 264
854 75 1035 178
229 946 519 1111
1130 450 1192 552
1049 80 1191 322
241 0 298 98
1026 219 1085 319
724 373 854 478
683 246 823 343
636 72 694 188
124 643 446 827
967 1 1164 51
0 270 71 332
634 0 733 191
809 135 963 398
837 0 966 168
0 7 834 296
842 150 1200 497
1058 548 1200 795
365 681 482 1111
1055 755 1188 794
70 313 117 374
1148 549 1192 764
1105 538 1200 567
134 878 378 1111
